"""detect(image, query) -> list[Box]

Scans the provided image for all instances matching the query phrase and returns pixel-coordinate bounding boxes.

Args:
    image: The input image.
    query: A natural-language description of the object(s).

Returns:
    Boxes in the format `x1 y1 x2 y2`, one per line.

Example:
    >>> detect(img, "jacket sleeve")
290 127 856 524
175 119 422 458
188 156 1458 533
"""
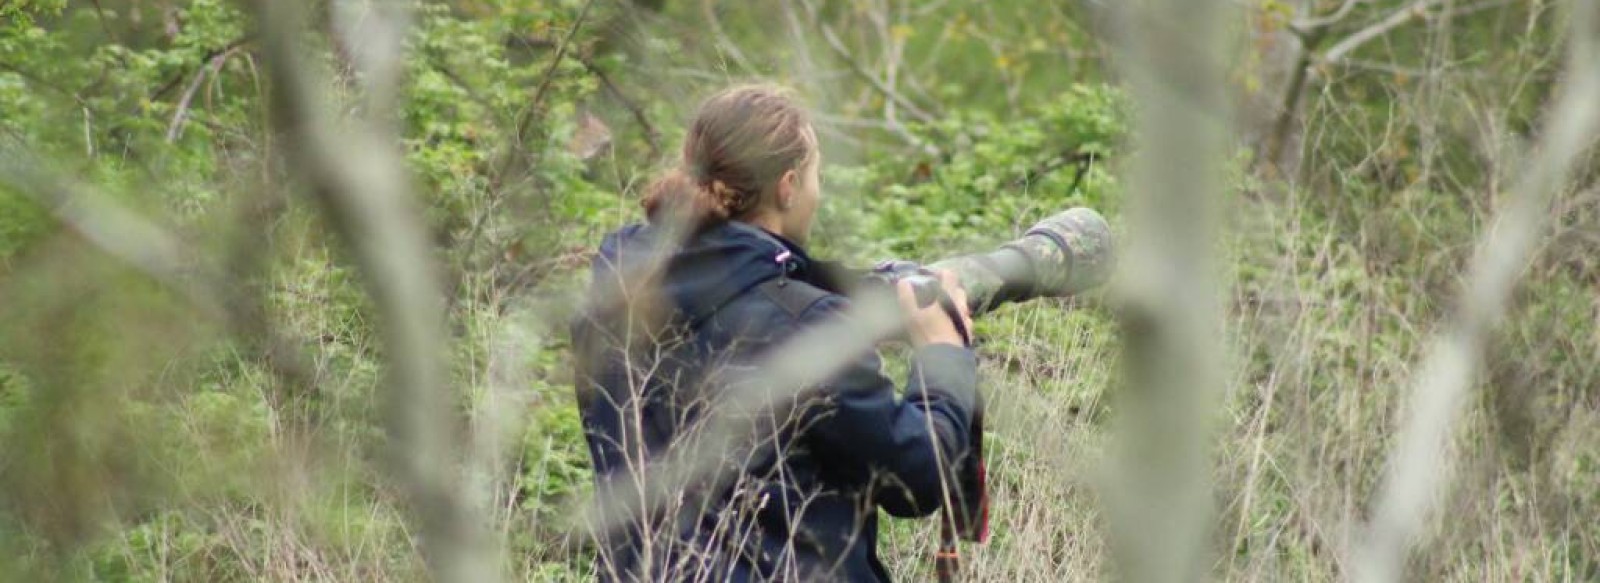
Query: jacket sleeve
793 294 980 518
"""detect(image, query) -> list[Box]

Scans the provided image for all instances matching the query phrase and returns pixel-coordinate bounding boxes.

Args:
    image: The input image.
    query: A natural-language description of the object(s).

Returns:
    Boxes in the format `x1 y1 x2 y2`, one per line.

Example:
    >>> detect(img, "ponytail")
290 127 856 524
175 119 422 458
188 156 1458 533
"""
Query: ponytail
643 169 717 228
640 168 754 230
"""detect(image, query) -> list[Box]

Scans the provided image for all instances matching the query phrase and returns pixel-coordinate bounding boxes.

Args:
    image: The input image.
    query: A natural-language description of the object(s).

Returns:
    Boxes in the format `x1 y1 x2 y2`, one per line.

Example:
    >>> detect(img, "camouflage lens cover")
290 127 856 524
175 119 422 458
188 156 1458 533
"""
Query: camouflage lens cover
1007 207 1114 297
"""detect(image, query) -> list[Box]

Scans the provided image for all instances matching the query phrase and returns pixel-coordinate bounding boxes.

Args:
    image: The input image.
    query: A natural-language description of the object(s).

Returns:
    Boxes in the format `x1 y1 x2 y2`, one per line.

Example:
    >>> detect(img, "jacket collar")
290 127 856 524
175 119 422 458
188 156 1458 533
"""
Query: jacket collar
590 220 816 327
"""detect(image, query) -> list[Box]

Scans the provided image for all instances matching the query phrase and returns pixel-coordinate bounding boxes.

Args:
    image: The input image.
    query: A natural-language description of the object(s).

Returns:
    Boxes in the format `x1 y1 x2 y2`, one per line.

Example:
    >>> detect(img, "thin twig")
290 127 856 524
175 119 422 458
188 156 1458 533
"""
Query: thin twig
797 0 938 126
488 0 600 206
500 35 663 158
512 0 600 152
575 52 663 159
701 0 759 74
1010 151 1096 190
573 288 910 538
422 51 501 115
89 0 119 43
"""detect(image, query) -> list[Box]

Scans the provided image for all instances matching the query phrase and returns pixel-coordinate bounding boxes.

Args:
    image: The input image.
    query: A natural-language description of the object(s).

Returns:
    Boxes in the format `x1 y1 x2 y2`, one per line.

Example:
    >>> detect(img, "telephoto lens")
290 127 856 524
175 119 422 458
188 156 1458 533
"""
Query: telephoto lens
925 207 1114 317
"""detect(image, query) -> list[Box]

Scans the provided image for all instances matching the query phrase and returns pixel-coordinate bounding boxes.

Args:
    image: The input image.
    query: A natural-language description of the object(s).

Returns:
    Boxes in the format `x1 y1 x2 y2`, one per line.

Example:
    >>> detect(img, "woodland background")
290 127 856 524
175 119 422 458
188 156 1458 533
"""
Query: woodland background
1 0 1597 580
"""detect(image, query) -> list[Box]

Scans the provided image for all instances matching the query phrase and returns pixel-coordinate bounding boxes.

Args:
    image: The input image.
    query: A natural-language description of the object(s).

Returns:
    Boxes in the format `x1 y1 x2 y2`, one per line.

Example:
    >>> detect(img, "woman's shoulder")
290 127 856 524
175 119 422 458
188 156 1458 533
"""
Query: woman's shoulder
752 278 839 321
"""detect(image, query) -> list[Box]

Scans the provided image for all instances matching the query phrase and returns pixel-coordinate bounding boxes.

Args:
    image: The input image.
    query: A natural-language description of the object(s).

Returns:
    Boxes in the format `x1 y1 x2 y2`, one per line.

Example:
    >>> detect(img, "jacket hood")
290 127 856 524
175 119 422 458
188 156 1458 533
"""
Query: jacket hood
588 221 809 326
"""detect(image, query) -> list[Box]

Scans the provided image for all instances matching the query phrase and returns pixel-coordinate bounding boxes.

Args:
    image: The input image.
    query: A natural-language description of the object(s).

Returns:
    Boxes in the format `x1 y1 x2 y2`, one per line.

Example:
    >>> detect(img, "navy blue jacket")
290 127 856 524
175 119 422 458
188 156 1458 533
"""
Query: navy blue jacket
572 221 980 582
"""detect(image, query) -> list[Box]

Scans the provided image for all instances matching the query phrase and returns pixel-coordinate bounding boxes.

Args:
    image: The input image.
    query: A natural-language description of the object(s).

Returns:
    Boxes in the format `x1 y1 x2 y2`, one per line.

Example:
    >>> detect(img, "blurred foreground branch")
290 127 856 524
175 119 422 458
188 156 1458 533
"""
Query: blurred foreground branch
251 1 497 581
0 151 198 297
0 144 321 426
1352 3 1600 582
1106 0 1235 580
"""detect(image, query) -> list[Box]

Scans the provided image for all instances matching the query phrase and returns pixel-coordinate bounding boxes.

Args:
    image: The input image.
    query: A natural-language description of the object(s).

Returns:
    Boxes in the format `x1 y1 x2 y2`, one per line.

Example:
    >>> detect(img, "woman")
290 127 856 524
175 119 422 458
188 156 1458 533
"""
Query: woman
573 85 981 582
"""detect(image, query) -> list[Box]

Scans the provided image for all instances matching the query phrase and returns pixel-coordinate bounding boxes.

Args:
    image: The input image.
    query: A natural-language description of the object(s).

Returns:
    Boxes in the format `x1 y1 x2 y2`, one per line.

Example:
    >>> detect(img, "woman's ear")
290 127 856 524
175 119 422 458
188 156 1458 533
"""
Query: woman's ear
776 169 797 210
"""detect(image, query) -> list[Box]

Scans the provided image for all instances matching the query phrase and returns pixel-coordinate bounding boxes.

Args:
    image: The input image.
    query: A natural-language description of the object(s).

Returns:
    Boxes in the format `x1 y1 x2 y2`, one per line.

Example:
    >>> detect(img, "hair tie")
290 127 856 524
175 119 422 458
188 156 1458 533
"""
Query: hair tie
707 179 742 212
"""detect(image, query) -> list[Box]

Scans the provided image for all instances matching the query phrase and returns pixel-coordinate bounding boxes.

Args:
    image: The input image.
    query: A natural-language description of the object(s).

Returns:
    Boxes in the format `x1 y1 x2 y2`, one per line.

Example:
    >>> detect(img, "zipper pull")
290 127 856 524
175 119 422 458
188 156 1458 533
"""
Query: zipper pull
775 250 794 287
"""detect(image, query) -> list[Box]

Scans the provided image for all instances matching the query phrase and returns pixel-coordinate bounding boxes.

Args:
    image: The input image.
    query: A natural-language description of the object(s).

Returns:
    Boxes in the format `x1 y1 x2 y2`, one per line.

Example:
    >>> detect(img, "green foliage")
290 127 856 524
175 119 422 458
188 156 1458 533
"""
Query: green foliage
0 189 50 266
0 0 65 30
0 364 29 438
85 511 242 583
816 84 1127 262
515 398 591 531
1 0 1595 580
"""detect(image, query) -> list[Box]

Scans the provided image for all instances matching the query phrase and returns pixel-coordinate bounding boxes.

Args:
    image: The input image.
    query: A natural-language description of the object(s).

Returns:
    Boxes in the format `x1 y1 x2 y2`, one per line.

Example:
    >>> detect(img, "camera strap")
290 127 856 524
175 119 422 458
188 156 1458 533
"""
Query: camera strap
938 387 988 583
938 291 973 348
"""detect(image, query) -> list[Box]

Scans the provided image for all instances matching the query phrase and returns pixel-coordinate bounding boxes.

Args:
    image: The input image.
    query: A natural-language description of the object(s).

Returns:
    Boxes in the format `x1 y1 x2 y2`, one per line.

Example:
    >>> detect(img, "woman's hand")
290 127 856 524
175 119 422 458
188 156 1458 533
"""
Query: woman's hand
897 270 975 348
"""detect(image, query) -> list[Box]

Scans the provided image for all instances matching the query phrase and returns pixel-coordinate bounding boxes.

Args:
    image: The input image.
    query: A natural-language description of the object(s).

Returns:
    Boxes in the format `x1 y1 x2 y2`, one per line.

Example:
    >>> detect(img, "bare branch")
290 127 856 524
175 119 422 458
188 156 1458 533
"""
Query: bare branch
1292 0 1365 34
1322 0 1443 65
166 48 239 143
1315 0 1520 65
1352 4 1600 582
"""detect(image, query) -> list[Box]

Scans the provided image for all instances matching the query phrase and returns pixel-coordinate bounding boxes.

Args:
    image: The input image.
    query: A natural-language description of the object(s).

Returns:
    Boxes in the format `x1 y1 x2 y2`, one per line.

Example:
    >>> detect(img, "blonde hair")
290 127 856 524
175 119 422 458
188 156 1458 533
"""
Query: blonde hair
642 84 817 229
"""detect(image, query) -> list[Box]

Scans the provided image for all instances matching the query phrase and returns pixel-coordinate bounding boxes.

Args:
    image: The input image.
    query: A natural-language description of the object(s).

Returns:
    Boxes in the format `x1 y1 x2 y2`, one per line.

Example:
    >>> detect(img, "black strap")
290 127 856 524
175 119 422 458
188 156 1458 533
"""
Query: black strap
754 277 833 319
677 221 801 328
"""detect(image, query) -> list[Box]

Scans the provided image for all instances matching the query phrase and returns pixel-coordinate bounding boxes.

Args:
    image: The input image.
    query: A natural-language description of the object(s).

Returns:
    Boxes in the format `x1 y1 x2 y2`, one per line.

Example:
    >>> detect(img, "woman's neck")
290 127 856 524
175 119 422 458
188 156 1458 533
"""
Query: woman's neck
742 212 786 240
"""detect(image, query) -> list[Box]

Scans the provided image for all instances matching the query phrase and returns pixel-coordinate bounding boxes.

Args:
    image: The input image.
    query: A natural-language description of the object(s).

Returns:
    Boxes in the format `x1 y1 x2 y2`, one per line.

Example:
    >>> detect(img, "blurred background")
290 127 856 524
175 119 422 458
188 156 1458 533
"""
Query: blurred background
0 0 1596 580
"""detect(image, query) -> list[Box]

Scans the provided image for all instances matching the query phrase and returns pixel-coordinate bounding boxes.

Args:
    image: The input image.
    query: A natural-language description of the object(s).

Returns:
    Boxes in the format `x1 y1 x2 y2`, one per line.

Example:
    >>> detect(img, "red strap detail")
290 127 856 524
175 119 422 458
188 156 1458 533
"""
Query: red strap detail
935 538 960 583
